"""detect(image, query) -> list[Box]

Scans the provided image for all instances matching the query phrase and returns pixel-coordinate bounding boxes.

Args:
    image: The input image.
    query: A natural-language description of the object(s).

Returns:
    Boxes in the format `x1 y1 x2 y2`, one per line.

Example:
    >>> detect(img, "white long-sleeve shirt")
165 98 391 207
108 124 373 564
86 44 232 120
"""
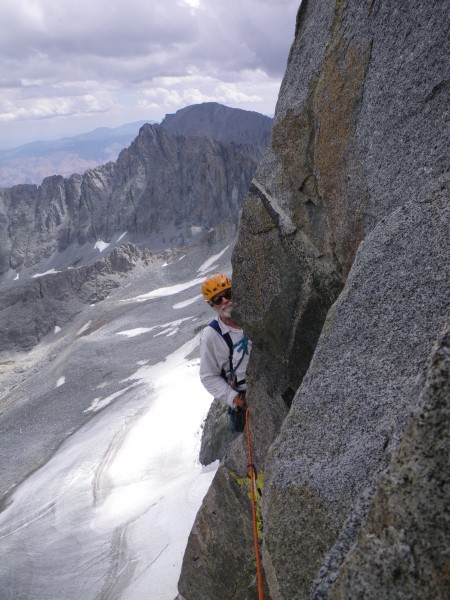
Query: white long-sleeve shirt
199 317 251 408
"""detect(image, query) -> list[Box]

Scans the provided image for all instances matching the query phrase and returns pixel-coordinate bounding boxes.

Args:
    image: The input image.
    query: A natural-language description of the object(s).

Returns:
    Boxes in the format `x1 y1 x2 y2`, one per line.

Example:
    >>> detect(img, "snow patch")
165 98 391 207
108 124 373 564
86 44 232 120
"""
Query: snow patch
32 269 58 278
54 326 61 334
84 384 139 413
94 240 110 252
173 295 202 309
197 245 230 275
117 318 193 339
116 327 153 338
117 232 127 242
56 376 65 388
126 277 205 302
13 273 19 281
153 318 193 337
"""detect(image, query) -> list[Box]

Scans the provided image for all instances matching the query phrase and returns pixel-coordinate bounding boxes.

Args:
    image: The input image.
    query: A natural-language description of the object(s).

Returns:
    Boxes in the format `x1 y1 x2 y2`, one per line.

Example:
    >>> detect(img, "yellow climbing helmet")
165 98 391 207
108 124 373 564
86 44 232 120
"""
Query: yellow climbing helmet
201 273 231 302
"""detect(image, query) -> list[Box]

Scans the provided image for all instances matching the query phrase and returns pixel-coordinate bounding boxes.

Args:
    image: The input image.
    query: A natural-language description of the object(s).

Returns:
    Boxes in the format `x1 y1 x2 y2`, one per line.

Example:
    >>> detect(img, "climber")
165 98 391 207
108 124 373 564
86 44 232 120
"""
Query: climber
199 273 251 432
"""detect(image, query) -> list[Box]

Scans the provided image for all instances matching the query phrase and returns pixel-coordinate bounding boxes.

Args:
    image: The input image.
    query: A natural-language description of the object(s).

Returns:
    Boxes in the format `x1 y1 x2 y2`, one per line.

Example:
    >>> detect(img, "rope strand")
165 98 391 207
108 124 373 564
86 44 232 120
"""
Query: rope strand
246 408 265 599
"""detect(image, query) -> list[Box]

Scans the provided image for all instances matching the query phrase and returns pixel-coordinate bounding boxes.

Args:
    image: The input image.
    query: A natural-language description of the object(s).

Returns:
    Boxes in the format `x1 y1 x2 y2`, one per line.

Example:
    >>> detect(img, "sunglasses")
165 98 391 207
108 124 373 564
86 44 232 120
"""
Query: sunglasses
210 289 232 306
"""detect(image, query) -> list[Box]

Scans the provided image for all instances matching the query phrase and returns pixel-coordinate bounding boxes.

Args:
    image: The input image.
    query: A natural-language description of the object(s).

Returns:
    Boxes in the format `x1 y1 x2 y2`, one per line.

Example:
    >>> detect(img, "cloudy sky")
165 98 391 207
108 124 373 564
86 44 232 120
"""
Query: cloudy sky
0 0 300 148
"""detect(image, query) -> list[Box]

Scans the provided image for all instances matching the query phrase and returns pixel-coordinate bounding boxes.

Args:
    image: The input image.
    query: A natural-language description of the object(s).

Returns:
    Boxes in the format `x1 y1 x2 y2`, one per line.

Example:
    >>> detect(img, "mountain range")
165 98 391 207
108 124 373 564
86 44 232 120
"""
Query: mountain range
0 102 272 188
0 103 272 353
0 103 272 280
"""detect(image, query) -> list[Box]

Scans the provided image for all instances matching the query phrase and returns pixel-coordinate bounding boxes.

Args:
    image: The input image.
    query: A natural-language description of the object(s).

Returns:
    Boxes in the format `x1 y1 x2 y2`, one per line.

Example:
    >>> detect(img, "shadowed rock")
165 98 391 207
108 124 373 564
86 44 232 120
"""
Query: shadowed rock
199 398 235 466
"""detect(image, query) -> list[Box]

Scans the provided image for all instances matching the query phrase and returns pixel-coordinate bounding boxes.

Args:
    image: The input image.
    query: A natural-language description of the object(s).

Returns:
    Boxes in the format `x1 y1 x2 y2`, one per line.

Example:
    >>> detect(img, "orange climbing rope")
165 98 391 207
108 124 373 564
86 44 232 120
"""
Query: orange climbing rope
245 407 265 600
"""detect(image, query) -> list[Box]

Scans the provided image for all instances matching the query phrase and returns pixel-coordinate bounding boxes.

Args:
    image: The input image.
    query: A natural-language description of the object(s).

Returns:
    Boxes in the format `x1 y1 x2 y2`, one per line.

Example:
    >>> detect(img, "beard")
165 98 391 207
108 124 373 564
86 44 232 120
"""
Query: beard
216 303 233 318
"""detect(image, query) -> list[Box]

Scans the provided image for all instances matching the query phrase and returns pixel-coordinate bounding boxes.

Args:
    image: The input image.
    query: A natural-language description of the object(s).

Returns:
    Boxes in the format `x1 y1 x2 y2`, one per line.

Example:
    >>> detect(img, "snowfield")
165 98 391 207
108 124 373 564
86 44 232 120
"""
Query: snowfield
0 245 233 600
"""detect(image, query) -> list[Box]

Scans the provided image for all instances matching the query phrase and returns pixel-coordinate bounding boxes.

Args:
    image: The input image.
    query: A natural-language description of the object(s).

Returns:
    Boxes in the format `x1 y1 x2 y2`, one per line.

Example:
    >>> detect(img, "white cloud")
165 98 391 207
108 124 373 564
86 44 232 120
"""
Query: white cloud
137 70 273 112
181 0 201 8
0 91 116 122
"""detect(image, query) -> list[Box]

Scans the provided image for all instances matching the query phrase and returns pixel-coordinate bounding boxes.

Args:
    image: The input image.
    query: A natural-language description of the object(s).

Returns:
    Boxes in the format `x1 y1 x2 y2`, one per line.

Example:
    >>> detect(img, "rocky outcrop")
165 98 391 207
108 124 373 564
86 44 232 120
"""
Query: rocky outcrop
178 465 259 600
178 0 449 598
0 174 84 275
0 243 154 352
199 398 236 466
0 106 268 276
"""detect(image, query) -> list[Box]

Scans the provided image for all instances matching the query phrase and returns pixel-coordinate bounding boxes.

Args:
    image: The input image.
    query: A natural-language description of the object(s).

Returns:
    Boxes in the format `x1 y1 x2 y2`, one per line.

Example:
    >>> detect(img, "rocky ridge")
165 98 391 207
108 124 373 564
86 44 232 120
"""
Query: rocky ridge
0 102 273 188
178 1 449 598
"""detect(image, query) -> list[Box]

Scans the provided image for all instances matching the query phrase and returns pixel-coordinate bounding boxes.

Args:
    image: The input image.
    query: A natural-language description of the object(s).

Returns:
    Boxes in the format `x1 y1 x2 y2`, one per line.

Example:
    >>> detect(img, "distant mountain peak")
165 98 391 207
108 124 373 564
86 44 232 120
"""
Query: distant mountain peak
160 102 273 148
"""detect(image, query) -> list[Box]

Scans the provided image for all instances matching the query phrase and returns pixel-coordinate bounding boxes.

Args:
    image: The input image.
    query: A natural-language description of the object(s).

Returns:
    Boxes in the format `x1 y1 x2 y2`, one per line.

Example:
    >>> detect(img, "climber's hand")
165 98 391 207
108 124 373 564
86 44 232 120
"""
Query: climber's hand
233 394 244 408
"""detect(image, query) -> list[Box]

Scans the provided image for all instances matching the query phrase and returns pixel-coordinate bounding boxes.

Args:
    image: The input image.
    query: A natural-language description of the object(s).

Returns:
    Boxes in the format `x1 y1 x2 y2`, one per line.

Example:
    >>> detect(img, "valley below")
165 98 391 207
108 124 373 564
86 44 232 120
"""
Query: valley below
0 242 233 599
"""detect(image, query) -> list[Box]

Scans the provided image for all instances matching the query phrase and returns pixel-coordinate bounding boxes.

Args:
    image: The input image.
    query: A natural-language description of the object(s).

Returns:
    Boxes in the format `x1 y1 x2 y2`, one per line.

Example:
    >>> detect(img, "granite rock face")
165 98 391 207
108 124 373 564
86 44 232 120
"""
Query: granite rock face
179 0 449 598
262 194 449 599
328 323 450 600
232 0 448 392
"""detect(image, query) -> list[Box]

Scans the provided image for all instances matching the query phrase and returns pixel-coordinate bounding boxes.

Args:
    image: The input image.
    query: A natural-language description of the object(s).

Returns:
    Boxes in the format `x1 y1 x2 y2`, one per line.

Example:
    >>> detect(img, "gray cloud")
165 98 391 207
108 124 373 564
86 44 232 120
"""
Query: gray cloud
0 0 300 146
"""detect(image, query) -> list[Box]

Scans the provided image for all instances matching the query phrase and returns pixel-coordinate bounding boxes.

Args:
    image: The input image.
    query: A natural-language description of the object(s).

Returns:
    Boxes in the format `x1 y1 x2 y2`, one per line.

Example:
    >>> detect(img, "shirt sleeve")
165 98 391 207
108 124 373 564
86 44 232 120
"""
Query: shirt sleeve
199 328 238 408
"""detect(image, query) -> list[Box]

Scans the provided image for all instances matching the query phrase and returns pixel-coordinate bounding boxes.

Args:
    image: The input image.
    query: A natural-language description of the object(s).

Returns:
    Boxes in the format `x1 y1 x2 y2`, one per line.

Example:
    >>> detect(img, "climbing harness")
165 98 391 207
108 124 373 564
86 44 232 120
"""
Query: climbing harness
246 407 265 600
208 319 249 432
208 319 249 385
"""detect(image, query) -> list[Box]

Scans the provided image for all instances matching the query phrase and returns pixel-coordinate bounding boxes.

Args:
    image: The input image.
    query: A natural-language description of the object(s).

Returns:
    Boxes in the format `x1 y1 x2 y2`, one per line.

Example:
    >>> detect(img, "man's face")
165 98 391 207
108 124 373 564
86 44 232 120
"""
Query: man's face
211 289 232 318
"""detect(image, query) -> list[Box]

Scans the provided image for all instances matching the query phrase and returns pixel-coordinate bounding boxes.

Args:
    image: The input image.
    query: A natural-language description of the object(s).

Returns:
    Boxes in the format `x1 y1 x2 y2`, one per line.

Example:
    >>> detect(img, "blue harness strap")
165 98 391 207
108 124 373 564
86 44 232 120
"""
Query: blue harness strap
209 319 233 379
209 319 248 433
208 319 248 385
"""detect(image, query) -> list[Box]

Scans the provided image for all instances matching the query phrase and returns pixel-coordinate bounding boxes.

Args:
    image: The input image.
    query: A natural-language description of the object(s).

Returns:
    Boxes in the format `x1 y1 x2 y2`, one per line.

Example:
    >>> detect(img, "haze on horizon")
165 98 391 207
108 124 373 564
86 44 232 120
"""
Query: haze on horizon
0 0 300 149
